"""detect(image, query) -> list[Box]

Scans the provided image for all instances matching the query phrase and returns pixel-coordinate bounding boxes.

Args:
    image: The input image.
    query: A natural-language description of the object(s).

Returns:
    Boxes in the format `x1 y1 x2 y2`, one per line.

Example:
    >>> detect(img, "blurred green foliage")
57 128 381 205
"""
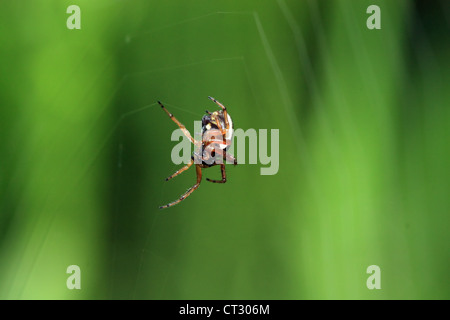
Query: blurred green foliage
0 0 449 299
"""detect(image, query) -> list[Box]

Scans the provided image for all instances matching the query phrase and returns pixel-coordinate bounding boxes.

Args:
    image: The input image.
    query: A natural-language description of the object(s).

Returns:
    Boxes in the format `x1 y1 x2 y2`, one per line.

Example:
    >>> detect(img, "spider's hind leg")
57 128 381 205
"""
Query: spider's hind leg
225 152 237 166
206 164 227 183
165 158 194 181
159 165 202 209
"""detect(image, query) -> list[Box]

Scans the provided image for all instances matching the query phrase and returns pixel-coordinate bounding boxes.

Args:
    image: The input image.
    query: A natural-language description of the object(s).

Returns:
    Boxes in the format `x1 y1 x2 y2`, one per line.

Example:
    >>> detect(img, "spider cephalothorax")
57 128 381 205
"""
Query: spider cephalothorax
158 97 237 209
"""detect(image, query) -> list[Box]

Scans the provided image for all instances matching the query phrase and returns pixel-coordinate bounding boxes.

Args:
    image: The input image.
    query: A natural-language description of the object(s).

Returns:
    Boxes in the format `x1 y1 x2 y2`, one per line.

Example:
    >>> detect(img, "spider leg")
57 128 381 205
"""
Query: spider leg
165 158 194 181
159 165 202 209
207 97 230 150
208 96 229 128
201 144 236 166
158 101 197 144
202 129 232 159
206 164 226 183
225 152 237 165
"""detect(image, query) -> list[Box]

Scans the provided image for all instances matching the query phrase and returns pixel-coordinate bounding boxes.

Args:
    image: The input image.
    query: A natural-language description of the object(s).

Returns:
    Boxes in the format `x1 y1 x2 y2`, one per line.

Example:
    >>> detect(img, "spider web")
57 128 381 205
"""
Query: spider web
100 2 312 299
74 0 394 299
4 0 442 300
101 0 434 299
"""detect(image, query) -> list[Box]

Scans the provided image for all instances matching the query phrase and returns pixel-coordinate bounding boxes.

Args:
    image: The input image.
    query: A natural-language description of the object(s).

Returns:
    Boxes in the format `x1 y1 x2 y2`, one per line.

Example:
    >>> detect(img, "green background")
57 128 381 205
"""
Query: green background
1 0 449 299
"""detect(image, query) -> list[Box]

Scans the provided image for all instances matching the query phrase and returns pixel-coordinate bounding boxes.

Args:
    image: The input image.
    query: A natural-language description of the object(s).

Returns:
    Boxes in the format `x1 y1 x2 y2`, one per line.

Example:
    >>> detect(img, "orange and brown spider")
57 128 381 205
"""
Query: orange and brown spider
158 96 237 209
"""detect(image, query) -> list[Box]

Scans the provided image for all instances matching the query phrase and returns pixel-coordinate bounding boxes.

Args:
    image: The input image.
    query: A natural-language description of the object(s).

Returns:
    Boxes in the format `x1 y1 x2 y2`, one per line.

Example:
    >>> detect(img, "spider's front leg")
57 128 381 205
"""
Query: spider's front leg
158 101 198 145
208 96 229 128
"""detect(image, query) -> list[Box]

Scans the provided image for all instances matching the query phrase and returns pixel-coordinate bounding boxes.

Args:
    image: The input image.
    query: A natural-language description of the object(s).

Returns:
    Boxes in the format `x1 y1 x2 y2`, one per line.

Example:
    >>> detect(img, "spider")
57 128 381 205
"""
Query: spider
158 96 237 209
